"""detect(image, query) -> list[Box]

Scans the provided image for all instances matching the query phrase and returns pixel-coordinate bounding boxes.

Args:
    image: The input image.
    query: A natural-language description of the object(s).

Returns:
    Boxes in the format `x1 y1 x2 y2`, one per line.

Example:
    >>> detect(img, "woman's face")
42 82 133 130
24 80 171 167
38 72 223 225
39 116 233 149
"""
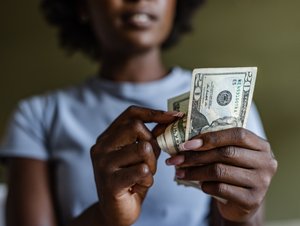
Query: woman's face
85 0 177 54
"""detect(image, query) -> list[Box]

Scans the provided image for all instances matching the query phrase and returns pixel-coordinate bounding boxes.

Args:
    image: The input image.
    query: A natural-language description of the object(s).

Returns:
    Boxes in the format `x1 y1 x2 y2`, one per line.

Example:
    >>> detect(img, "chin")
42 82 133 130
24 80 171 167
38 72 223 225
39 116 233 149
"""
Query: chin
123 32 166 51
114 37 161 54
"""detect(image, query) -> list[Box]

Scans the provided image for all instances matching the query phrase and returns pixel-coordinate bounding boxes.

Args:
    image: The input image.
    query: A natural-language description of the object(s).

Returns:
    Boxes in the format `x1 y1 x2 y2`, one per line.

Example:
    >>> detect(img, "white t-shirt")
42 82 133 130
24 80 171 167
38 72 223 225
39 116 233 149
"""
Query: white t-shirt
0 67 266 226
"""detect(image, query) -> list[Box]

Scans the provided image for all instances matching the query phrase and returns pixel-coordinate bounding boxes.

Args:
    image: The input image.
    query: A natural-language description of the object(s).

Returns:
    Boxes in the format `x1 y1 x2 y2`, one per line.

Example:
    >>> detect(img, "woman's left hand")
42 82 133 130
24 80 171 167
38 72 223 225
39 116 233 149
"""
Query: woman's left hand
165 128 278 223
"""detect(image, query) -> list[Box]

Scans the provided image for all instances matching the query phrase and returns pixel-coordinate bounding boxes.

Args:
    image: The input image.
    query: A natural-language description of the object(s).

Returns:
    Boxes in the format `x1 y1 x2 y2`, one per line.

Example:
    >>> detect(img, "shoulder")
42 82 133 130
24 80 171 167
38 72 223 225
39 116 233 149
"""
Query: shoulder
12 78 96 130
17 79 93 112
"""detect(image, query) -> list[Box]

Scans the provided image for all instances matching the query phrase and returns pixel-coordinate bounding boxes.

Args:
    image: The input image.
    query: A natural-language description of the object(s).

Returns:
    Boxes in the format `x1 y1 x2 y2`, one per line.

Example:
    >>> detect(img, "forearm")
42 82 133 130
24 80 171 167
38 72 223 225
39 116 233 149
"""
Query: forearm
209 199 264 226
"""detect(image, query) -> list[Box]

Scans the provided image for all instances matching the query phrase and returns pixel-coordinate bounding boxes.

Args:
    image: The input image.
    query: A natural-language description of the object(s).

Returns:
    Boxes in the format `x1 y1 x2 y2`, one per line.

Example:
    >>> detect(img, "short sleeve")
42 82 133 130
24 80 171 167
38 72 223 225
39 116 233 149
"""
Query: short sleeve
0 97 50 160
246 103 267 139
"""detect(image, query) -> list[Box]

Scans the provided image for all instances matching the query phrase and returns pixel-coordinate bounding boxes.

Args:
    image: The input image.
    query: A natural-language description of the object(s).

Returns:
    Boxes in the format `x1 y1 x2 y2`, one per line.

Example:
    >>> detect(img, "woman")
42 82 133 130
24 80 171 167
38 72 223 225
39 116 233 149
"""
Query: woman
0 0 277 225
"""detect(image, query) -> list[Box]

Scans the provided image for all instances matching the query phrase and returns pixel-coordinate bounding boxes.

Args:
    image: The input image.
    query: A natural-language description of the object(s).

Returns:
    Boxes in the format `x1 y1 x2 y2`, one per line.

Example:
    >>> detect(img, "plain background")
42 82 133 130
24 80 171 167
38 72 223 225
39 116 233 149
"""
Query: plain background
1 0 300 221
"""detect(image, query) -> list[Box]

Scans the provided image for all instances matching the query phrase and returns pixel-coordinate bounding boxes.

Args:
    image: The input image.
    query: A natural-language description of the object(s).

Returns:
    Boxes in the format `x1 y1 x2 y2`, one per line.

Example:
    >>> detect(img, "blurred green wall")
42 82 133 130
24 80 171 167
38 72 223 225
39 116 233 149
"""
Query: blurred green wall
1 0 300 221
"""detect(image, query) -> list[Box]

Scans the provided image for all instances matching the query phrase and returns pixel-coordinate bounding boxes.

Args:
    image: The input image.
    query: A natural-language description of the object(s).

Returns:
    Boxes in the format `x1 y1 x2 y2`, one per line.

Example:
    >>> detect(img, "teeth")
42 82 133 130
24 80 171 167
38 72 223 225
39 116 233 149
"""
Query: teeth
131 14 150 23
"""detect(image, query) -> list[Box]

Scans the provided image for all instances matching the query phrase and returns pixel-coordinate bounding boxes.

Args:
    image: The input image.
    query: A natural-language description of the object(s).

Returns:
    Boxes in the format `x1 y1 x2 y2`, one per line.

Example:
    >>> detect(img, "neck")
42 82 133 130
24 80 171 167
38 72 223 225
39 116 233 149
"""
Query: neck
99 48 168 83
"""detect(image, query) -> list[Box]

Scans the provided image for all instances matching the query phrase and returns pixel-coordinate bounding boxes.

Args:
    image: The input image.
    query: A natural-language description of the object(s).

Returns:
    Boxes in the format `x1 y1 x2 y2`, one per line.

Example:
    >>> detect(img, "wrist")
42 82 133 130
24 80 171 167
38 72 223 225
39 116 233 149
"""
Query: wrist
209 199 264 226
221 209 263 226
97 202 131 226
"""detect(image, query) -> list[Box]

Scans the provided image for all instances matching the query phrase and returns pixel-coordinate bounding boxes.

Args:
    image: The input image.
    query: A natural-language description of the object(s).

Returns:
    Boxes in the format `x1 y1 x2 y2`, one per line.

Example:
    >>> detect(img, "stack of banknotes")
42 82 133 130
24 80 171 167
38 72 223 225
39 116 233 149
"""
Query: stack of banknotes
157 67 257 193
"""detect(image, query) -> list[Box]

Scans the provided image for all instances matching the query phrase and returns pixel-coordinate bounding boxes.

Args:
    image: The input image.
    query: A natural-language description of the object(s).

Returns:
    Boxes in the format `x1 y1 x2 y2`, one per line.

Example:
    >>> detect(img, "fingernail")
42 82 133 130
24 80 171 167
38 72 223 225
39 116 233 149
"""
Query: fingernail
176 169 185 179
179 139 203 151
165 111 185 117
166 155 185 166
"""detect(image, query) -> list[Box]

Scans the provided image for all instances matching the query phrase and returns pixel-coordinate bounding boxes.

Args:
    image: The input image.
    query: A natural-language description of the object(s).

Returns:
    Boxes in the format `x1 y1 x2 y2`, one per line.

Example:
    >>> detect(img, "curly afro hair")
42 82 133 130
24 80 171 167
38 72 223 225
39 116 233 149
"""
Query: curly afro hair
40 0 205 60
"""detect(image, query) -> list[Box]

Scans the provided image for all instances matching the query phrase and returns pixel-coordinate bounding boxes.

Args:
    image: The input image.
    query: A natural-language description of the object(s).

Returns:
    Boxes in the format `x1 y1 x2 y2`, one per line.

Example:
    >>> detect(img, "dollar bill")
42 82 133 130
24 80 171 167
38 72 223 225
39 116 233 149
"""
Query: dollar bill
187 67 256 197
157 67 257 154
157 92 189 155
156 67 257 202
185 67 257 140
168 91 190 113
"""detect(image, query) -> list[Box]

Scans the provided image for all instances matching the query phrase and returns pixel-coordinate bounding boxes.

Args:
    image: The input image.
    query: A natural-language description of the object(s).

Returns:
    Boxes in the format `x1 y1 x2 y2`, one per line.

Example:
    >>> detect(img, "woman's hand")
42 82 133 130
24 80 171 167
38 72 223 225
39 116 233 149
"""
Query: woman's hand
91 106 178 226
165 128 278 223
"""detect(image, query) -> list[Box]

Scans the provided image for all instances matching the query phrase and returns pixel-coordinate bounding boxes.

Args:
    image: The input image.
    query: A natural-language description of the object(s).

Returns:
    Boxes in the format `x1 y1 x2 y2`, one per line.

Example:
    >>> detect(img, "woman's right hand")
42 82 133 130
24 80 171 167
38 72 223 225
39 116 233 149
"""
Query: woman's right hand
90 106 179 226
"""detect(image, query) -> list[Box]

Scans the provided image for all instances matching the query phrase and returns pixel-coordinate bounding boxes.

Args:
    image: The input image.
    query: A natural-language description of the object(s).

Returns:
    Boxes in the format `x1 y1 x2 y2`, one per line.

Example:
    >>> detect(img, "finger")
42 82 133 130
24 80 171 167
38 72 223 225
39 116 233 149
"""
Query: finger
170 146 266 169
125 106 184 123
131 175 154 197
201 182 261 213
188 128 271 152
152 123 169 138
96 106 180 143
176 164 256 188
120 105 183 124
107 141 157 174
112 163 152 196
100 120 153 151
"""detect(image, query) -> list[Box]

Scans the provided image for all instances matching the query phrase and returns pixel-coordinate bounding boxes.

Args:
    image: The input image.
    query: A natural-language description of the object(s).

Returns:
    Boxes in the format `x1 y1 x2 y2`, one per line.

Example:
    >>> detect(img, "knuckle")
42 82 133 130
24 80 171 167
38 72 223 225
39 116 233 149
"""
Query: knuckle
264 141 272 152
137 163 150 177
220 146 237 159
136 142 152 159
146 109 164 119
90 144 97 159
245 191 262 211
256 194 265 207
147 109 157 118
251 201 261 211
205 132 219 146
270 158 278 174
90 145 107 169
96 134 102 143
148 177 154 187
126 105 138 114
130 120 144 132
95 134 111 151
260 175 271 189
233 127 247 141
263 152 278 176
143 175 154 187
96 133 107 144
90 148 112 173
211 163 226 180
216 183 228 195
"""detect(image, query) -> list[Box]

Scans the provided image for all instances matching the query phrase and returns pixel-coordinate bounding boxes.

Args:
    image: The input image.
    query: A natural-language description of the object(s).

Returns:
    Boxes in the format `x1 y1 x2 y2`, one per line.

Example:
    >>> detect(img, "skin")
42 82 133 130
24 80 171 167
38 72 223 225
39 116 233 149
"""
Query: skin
90 106 179 226
166 128 277 225
85 0 176 82
5 0 278 226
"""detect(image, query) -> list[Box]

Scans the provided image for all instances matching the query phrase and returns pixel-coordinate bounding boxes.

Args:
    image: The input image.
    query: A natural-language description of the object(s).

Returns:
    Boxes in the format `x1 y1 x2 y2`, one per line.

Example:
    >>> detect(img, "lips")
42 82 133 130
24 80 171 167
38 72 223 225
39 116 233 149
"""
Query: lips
121 11 157 29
